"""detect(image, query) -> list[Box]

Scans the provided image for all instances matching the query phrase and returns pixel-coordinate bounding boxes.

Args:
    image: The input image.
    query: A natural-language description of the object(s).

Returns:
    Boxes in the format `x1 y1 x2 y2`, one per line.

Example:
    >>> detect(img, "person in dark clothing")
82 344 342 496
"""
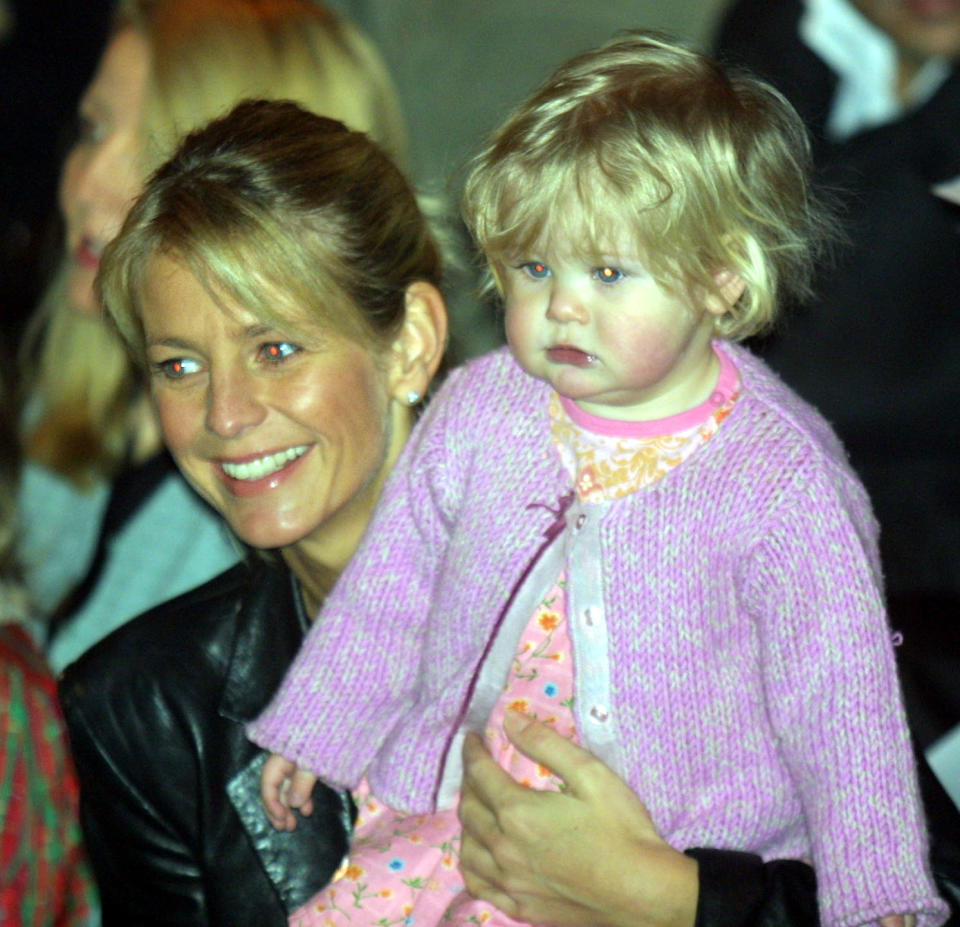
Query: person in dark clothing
714 0 960 603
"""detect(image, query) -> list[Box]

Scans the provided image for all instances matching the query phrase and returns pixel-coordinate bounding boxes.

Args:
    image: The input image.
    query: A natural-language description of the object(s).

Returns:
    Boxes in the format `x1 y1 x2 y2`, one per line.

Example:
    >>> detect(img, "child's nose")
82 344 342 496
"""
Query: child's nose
546 285 589 324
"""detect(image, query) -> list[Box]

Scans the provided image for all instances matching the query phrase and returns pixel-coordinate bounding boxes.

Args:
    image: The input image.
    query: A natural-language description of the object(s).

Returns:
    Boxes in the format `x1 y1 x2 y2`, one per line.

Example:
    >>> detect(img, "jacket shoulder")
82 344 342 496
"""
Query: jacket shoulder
59 560 257 703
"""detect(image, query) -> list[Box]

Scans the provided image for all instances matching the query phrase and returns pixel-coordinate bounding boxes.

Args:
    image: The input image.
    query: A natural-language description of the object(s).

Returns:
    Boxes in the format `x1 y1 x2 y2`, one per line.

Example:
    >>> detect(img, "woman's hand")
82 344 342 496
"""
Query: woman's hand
458 712 698 927
260 752 317 831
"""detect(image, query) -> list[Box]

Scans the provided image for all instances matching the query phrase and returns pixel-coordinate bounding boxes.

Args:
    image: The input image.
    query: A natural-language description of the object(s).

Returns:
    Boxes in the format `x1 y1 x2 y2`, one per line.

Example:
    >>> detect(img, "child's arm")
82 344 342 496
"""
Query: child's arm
747 462 946 926
261 752 317 831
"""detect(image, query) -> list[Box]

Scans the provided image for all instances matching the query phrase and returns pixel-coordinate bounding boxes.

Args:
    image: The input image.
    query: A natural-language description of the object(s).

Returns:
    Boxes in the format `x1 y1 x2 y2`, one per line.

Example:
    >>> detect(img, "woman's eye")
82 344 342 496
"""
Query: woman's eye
520 262 551 280
153 357 201 380
260 341 300 363
594 266 625 284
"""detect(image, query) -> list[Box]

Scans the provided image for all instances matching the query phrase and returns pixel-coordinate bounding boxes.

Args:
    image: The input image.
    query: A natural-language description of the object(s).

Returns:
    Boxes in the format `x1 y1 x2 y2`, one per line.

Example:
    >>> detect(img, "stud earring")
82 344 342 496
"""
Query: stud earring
406 390 421 406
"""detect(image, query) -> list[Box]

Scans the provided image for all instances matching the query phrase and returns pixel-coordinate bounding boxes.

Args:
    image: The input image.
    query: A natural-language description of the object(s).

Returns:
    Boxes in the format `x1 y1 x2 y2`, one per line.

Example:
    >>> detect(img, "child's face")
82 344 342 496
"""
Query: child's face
501 239 733 422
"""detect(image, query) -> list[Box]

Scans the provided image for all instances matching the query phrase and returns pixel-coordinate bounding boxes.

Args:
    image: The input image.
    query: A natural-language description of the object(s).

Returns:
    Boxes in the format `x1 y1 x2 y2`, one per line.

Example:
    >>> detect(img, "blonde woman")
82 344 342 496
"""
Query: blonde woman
60 98 446 927
18 0 405 671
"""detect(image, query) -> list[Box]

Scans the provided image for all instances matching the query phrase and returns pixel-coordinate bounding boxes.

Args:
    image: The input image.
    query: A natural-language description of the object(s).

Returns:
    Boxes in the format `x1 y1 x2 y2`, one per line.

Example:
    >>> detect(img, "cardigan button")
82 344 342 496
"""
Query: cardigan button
589 705 609 723
575 513 586 530
583 606 601 627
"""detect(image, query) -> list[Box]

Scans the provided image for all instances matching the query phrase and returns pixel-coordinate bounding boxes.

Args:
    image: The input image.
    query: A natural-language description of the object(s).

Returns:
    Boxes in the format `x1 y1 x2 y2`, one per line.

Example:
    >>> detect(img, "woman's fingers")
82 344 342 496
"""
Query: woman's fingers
457 717 699 927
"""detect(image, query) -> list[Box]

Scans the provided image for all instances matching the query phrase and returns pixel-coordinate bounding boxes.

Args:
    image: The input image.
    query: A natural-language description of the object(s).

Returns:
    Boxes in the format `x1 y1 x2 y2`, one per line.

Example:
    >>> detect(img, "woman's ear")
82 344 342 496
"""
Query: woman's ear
706 268 746 317
389 281 449 403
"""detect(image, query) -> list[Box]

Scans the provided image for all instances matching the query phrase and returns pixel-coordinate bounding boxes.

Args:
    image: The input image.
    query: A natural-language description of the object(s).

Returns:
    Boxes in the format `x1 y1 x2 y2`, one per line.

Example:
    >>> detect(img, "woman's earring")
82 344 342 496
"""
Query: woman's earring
406 390 421 406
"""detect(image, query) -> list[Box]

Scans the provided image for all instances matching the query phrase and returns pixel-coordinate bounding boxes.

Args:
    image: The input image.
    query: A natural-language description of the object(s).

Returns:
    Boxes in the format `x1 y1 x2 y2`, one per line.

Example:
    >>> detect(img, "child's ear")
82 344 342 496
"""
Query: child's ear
388 281 449 403
706 268 746 317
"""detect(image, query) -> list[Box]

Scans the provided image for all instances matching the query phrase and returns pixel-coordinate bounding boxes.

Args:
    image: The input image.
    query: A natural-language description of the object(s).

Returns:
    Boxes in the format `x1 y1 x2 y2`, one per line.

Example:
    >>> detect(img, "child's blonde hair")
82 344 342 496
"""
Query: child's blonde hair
463 31 835 341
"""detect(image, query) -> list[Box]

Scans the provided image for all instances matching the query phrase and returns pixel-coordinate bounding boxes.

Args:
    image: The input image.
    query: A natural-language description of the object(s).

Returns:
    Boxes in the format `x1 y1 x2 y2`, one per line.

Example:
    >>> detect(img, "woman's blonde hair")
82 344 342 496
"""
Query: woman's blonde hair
463 30 837 341
99 99 441 366
23 0 406 485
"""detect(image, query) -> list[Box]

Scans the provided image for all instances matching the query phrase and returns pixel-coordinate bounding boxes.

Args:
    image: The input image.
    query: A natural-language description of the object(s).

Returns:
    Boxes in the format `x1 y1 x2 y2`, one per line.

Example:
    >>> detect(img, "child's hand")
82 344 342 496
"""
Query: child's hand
879 918 915 927
261 752 317 831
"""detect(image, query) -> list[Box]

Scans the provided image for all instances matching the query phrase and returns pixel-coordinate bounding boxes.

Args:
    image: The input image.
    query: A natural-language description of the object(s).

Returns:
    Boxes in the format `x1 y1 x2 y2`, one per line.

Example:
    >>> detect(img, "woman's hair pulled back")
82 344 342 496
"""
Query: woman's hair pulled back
100 99 441 356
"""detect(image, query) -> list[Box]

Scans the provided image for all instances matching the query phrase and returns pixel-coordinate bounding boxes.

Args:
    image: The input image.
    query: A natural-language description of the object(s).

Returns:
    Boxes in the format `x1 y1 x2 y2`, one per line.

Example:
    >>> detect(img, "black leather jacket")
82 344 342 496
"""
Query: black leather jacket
59 557 350 926
60 556 822 926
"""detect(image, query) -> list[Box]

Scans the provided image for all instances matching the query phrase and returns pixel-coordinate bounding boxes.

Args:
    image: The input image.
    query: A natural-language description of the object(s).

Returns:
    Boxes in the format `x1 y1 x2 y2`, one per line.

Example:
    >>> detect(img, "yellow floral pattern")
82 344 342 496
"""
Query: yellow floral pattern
549 389 739 501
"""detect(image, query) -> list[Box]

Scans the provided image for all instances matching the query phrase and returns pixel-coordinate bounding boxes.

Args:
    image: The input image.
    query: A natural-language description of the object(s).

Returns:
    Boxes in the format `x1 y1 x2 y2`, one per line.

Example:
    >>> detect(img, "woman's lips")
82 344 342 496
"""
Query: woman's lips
904 0 960 17
74 237 101 271
218 445 311 496
546 345 597 367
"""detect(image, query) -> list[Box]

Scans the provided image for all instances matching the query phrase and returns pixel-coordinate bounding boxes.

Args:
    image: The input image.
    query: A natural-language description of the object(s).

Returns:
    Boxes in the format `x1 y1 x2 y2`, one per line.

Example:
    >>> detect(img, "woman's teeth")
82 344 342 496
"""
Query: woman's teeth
221 445 308 481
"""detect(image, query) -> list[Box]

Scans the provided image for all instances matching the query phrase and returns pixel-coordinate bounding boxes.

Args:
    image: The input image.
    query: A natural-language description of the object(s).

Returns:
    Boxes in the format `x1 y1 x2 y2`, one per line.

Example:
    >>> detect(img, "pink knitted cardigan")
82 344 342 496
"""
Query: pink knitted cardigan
251 343 946 927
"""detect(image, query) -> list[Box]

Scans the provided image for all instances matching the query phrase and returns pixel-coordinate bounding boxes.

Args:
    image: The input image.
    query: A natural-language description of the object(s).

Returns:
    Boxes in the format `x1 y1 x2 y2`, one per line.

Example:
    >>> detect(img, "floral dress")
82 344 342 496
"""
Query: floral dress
290 360 740 927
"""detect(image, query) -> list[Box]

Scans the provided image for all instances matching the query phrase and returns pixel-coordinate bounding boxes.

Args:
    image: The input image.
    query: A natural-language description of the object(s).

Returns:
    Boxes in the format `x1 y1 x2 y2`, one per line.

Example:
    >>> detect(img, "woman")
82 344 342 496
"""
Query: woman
17 0 406 672
61 98 830 927
59 98 446 925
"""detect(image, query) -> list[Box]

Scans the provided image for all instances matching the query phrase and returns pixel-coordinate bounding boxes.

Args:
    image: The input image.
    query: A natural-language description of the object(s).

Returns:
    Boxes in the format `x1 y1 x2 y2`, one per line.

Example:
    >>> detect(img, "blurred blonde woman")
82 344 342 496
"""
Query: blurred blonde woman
18 0 405 671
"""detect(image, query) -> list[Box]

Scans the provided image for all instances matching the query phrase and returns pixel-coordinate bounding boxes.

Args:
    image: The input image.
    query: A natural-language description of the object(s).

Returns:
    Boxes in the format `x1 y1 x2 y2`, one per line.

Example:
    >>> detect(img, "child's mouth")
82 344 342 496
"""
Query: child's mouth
547 345 596 367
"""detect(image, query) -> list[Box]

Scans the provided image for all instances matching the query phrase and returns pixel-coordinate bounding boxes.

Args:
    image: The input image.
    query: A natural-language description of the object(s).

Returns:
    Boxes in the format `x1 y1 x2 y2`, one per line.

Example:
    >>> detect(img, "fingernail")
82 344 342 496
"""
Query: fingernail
504 709 533 734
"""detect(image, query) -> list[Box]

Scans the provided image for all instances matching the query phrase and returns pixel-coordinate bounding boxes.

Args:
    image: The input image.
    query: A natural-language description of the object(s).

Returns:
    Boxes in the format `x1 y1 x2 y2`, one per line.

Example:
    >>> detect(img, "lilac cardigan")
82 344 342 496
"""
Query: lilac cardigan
251 344 945 927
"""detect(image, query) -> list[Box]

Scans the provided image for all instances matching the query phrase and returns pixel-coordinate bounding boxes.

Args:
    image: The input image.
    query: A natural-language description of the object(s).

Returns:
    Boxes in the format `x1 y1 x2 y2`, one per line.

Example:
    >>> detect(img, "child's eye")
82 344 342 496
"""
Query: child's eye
594 266 625 284
153 357 202 380
260 342 300 363
520 261 551 280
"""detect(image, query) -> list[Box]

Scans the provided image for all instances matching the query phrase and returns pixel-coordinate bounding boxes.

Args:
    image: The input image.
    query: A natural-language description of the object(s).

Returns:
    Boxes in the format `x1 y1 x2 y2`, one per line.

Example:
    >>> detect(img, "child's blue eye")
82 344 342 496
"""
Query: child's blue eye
155 357 201 379
261 342 300 362
595 266 624 284
521 262 551 280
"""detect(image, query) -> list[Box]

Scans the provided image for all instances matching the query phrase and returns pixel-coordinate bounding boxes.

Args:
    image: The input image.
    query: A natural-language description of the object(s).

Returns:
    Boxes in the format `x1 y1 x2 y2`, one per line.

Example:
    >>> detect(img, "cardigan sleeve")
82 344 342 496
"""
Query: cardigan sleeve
742 458 947 927
248 363 472 789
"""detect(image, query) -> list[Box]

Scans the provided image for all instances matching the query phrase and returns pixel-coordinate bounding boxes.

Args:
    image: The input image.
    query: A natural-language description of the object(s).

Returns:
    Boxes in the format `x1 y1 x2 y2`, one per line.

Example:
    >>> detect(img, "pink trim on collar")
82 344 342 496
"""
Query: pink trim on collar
559 342 739 438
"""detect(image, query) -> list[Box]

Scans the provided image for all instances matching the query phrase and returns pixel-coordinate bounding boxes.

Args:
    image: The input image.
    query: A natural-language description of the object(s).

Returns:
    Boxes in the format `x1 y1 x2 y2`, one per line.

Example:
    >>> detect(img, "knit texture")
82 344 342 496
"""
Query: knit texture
250 343 946 927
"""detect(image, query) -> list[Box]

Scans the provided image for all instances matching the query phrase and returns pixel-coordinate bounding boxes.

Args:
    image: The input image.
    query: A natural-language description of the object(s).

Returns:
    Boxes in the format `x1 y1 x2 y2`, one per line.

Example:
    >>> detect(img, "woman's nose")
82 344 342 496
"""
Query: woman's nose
545 284 589 325
65 141 141 239
205 370 267 438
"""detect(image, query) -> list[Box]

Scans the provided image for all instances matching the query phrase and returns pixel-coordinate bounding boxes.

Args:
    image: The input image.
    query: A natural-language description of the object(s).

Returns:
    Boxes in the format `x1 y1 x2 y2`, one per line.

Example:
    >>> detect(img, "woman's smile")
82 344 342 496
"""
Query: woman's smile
219 444 311 484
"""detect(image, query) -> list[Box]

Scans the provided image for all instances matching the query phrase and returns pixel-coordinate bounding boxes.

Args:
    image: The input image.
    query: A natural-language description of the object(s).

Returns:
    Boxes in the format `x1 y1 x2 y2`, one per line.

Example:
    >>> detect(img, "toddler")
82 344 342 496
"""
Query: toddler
250 31 947 927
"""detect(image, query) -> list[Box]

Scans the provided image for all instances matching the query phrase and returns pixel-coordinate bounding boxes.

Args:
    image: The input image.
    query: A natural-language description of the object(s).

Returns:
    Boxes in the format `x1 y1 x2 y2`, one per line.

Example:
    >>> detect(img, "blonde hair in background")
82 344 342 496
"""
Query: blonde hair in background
22 0 406 486
99 99 442 364
462 30 838 341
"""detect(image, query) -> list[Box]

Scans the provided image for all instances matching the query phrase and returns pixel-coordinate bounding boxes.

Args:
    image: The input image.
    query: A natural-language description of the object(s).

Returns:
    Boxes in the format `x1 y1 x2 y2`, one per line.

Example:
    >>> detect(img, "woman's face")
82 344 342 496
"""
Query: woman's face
59 27 150 316
850 0 960 63
139 253 405 568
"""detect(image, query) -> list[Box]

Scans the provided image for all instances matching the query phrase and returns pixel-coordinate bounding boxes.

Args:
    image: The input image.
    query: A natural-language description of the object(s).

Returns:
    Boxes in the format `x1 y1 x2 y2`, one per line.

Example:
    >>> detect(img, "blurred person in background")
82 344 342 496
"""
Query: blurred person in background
714 0 960 613
0 341 99 926
16 0 406 673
